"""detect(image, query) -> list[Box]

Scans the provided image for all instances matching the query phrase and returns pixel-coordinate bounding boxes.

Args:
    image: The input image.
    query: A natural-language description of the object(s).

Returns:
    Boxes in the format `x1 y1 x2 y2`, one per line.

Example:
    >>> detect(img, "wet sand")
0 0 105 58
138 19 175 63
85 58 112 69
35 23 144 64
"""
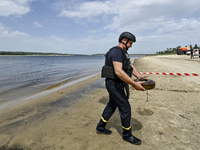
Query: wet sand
0 55 200 150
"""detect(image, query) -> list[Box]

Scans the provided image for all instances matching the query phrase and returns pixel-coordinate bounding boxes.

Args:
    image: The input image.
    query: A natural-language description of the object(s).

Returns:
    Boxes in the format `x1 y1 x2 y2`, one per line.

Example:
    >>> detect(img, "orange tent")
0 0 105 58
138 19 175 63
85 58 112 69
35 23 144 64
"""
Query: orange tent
179 47 190 51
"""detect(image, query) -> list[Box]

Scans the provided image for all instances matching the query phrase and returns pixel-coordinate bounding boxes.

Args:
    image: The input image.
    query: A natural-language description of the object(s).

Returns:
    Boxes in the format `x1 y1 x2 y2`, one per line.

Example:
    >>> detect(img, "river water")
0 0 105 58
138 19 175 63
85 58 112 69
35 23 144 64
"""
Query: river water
0 55 105 103
0 55 139 107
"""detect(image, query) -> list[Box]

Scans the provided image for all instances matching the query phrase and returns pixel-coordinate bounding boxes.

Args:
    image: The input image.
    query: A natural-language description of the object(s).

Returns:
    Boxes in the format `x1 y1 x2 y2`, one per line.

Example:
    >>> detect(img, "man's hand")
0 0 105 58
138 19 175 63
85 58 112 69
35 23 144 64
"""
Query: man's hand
132 81 146 91
113 61 147 91
138 75 148 79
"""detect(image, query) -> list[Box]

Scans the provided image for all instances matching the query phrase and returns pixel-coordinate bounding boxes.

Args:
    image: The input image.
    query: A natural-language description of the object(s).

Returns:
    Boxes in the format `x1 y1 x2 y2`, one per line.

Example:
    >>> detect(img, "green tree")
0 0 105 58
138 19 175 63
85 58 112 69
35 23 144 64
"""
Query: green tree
193 44 198 49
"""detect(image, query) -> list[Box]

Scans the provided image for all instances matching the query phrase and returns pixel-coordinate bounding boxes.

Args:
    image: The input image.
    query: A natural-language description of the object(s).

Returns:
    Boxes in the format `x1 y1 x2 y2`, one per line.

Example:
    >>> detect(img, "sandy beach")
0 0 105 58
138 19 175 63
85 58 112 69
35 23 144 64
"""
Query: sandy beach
0 55 200 150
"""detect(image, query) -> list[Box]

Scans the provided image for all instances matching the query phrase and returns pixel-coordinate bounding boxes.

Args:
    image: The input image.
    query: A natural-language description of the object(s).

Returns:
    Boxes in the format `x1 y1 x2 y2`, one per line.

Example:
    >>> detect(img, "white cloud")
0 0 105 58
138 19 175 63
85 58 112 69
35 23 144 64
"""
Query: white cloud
0 23 5 31
56 0 200 31
1 0 200 54
155 18 200 35
0 22 29 37
0 23 112 54
0 0 36 17
58 1 115 18
2 30 29 37
54 0 200 48
103 0 200 31
34 21 43 27
0 22 88 54
51 35 65 41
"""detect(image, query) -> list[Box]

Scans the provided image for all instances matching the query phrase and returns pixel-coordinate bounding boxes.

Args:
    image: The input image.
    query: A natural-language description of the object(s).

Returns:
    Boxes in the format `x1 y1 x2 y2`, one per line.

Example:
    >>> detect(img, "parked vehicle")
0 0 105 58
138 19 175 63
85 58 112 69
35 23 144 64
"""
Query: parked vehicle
186 50 191 55
193 49 199 56
177 47 191 55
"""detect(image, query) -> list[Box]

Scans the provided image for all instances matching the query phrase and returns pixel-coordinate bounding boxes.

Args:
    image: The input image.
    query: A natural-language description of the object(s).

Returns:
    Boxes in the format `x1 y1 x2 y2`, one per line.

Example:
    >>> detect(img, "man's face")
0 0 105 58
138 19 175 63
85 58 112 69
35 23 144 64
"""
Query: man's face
126 40 133 50
121 39 134 50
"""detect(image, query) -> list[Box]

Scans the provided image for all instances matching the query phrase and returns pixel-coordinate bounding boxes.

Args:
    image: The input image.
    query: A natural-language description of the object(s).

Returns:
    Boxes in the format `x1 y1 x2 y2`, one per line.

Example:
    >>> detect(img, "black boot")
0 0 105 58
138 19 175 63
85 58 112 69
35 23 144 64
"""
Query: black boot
96 119 112 135
96 128 112 135
123 135 142 145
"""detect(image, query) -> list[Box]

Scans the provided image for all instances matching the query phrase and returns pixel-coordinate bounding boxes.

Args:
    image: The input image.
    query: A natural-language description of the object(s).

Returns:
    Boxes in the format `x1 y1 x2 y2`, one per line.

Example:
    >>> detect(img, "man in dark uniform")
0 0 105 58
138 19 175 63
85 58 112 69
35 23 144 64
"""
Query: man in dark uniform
199 49 200 58
191 47 194 59
96 32 147 145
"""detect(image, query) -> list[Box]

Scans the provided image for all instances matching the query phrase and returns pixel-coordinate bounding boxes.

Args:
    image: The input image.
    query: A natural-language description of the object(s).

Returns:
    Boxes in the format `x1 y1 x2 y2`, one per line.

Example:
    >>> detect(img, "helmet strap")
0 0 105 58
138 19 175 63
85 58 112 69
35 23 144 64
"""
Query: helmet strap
120 39 130 50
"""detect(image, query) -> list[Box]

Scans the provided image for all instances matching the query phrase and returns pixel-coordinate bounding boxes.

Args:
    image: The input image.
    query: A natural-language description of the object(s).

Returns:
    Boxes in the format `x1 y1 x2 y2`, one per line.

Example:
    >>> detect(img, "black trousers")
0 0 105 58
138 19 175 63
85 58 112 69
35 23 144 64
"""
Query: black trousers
96 79 132 137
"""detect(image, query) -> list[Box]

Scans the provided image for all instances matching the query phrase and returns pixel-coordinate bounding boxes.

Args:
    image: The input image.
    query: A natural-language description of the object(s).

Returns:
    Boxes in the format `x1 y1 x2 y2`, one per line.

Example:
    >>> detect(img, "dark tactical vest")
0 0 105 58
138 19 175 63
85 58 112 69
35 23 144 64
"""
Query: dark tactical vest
101 46 133 99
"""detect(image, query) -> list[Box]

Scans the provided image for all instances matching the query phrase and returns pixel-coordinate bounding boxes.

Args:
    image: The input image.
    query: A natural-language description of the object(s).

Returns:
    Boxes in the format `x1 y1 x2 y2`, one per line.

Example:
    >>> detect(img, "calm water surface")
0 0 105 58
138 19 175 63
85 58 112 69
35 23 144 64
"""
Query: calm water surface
0 55 139 106
0 55 105 103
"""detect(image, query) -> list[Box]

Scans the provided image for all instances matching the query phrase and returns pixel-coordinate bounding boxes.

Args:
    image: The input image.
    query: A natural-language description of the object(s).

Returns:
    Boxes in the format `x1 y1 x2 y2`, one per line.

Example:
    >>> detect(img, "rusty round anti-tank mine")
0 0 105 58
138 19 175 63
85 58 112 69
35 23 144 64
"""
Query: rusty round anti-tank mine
134 79 156 90
134 79 156 102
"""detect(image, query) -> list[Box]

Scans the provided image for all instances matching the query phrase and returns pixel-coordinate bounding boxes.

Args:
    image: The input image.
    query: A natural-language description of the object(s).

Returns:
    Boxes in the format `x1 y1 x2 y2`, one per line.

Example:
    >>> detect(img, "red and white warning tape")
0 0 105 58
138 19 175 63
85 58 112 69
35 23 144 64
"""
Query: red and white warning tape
139 72 200 76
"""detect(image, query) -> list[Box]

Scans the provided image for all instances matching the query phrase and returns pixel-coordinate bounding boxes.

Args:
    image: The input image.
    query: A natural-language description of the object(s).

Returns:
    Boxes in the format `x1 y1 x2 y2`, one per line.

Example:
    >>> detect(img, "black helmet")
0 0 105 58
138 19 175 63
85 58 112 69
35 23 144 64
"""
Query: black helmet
118 32 136 43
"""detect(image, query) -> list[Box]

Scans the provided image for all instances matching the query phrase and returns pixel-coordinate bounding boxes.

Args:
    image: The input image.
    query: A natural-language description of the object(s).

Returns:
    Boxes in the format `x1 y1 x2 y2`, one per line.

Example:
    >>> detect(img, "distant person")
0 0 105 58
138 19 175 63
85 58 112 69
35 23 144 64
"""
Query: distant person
191 48 194 59
96 32 147 145
199 49 200 58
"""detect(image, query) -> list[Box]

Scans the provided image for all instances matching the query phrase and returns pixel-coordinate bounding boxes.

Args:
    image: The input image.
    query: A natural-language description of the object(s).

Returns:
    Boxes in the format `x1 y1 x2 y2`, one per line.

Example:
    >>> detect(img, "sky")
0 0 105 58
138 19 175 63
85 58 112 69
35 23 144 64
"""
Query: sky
0 0 200 55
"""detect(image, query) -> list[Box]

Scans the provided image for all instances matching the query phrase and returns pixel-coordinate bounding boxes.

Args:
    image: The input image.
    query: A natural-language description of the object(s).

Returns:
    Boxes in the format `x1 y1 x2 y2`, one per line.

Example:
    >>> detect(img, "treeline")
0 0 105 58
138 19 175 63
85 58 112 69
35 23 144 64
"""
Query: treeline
156 44 200 55
0 51 69 56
